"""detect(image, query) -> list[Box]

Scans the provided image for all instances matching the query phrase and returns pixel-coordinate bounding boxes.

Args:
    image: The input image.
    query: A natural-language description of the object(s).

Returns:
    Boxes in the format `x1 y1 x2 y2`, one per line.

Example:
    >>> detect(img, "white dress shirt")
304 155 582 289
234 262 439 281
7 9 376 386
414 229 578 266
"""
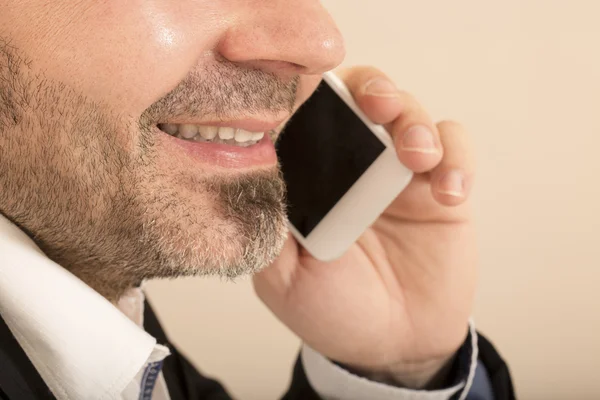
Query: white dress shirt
0 214 476 400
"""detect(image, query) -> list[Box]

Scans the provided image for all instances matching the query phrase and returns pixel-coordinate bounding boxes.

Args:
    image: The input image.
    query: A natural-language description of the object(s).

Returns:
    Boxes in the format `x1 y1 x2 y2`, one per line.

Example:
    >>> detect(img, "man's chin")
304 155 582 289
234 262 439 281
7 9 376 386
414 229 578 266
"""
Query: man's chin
139 168 289 281
147 217 288 281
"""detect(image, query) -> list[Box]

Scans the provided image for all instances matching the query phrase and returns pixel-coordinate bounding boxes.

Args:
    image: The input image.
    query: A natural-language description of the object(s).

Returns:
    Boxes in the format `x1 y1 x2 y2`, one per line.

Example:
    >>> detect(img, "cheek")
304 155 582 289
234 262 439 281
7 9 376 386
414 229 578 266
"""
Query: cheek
94 1 228 113
4 0 226 115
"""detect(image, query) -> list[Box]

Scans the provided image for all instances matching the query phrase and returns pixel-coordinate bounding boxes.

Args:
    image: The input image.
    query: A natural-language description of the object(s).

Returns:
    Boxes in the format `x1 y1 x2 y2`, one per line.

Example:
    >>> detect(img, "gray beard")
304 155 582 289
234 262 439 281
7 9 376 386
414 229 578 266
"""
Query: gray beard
0 39 291 302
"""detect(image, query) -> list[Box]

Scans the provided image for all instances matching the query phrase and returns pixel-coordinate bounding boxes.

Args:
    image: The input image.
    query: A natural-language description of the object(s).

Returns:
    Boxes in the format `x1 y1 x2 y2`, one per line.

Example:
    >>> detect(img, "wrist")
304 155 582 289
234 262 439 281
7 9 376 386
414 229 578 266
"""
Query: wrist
345 354 456 390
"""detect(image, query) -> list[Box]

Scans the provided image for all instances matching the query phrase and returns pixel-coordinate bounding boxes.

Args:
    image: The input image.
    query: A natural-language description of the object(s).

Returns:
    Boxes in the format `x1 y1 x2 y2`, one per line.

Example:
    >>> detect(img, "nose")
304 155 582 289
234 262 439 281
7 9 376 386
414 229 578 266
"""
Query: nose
217 1 346 77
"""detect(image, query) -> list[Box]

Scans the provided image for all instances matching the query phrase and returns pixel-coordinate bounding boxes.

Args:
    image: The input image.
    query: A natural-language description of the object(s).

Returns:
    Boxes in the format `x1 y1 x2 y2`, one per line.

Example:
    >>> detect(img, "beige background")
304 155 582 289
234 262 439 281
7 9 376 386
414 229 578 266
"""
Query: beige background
146 1 600 399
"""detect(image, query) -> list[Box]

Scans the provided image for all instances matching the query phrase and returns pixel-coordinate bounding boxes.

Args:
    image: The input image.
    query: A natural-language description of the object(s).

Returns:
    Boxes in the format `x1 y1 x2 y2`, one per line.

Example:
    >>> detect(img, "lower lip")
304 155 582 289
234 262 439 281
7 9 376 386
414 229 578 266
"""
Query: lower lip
155 128 278 169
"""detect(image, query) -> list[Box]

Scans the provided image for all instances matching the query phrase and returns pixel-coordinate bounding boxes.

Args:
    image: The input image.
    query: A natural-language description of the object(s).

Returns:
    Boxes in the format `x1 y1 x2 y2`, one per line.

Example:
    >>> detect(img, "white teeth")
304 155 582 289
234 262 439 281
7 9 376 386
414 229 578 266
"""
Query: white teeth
158 123 264 147
179 124 198 139
198 125 218 140
218 127 235 140
234 129 253 143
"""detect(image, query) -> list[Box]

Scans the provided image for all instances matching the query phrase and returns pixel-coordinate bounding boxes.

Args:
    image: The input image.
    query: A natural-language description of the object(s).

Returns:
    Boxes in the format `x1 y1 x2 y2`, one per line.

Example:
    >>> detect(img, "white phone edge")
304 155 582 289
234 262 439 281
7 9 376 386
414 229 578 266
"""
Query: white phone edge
287 71 414 262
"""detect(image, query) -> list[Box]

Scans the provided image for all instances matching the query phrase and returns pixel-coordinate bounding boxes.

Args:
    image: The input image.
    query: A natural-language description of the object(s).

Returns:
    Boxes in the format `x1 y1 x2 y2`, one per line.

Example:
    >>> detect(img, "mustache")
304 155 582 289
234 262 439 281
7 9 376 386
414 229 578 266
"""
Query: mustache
141 61 299 125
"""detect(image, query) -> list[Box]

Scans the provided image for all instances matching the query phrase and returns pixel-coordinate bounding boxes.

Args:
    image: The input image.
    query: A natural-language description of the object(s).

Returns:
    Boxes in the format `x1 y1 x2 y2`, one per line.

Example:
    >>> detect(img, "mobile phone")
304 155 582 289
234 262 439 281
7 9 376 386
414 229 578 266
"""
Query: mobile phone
276 72 413 261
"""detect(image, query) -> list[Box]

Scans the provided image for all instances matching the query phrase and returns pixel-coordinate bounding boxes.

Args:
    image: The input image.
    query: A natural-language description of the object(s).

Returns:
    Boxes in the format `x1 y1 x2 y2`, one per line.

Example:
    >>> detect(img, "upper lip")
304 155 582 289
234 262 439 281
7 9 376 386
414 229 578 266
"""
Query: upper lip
158 117 288 133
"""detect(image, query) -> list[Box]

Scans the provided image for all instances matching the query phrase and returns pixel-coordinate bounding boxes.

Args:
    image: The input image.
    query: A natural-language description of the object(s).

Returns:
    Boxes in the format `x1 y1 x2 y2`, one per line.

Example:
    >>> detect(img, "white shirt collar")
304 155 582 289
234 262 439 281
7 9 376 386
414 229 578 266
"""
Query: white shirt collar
0 214 168 400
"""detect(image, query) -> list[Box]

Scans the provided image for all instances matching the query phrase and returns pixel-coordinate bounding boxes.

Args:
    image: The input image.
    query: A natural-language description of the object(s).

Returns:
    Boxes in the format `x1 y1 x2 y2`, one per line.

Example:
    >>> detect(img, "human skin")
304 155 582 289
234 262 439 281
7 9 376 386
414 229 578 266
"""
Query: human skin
0 0 476 388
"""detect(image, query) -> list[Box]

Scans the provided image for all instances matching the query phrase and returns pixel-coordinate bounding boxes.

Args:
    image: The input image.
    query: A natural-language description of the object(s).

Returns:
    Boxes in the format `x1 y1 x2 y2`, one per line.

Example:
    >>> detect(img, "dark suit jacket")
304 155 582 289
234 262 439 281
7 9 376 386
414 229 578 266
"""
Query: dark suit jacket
0 302 516 400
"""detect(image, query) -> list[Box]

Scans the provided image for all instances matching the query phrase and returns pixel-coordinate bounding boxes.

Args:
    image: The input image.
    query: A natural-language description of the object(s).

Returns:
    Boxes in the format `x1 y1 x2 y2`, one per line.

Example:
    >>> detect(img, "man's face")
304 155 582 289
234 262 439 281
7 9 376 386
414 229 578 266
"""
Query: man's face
0 0 344 300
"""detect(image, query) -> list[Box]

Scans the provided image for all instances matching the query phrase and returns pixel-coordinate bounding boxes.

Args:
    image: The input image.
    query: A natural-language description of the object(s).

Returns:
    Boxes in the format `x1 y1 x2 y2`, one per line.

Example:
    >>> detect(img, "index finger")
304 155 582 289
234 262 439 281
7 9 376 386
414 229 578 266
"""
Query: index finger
337 66 404 125
337 67 443 173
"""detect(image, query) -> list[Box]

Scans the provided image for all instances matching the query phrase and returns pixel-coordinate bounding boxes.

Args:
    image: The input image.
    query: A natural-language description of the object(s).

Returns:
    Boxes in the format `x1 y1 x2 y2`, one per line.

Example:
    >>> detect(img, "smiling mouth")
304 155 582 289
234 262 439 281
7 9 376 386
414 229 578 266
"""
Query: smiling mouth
157 123 275 148
154 119 287 168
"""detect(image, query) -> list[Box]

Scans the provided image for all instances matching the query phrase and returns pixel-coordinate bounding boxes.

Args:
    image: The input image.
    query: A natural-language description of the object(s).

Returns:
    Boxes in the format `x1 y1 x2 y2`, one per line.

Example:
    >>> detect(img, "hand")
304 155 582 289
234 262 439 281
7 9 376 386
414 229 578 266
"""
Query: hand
253 66 477 388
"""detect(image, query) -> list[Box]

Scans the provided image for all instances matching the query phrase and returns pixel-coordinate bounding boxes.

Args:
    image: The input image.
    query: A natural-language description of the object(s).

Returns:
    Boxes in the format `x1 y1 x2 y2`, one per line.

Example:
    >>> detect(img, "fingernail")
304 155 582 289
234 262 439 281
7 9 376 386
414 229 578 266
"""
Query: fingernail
438 170 465 197
401 125 438 154
363 78 400 98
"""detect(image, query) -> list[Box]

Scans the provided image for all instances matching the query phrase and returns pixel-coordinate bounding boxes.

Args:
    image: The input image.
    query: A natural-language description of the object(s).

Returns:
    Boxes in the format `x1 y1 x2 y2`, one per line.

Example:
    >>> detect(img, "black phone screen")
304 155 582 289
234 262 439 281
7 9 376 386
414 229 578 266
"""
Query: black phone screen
276 80 386 238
